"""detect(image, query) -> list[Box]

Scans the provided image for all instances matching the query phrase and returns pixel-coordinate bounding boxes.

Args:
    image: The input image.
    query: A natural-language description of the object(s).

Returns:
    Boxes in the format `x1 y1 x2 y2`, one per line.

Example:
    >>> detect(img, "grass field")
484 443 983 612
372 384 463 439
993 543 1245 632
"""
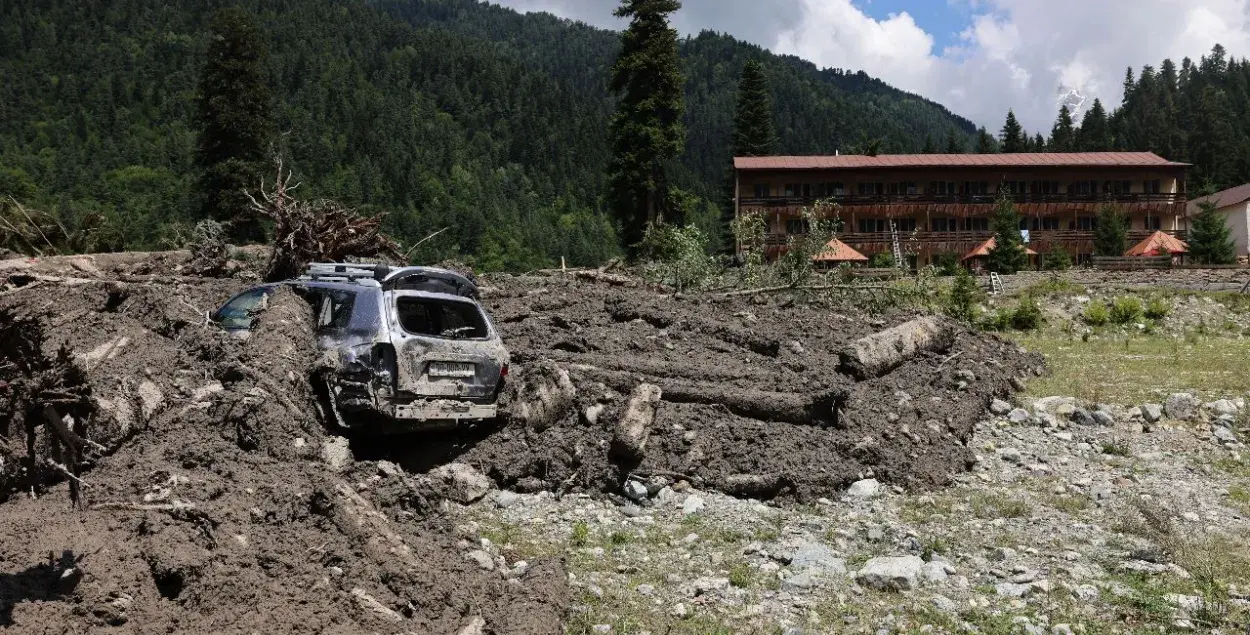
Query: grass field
1012 332 1250 404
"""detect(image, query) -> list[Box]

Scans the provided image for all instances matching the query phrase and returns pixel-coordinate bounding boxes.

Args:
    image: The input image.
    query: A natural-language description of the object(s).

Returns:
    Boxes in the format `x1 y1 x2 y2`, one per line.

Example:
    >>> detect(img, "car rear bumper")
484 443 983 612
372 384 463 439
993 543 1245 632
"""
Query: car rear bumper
391 399 497 421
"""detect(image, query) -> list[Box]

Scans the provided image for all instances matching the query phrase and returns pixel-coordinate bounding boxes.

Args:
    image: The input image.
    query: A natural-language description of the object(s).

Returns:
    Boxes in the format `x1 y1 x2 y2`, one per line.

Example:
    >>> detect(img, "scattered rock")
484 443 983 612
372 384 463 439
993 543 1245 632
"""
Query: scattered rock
425 463 493 504
991 399 1013 415
1206 399 1239 417
1141 404 1163 423
846 478 883 499
457 616 486 635
320 436 352 472
624 480 649 502
1165 393 1201 421
1212 425 1239 445
465 550 494 571
856 555 924 591
1008 409 1032 424
790 543 847 577
682 495 705 515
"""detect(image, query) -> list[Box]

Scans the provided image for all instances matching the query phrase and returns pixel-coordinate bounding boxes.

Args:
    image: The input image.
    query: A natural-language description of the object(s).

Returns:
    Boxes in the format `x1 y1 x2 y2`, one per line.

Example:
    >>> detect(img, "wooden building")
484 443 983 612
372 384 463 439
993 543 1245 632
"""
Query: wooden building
732 152 1189 267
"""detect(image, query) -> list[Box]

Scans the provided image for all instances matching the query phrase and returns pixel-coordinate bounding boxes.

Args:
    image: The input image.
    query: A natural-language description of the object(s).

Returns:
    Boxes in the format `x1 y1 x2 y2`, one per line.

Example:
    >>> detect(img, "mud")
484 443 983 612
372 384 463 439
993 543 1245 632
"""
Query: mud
375 273 1044 502
0 269 566 634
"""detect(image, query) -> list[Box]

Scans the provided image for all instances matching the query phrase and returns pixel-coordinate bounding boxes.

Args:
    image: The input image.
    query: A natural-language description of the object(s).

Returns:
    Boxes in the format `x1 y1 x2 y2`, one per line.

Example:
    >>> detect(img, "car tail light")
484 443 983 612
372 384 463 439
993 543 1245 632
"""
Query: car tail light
500 364 509 378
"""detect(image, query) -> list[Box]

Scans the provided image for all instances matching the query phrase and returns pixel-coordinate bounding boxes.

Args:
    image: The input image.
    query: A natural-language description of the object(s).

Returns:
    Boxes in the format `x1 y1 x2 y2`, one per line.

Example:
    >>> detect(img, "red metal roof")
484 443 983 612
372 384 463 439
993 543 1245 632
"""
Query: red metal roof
961 237 1038 261
812 238 869 262
1124 230 1188 256
1187 182 1250 215
734 152 1188 171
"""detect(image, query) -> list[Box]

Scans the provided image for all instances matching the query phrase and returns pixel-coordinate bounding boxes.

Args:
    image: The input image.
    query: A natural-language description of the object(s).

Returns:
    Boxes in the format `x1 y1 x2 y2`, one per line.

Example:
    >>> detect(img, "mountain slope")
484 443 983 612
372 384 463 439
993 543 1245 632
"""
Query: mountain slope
0 0 976 268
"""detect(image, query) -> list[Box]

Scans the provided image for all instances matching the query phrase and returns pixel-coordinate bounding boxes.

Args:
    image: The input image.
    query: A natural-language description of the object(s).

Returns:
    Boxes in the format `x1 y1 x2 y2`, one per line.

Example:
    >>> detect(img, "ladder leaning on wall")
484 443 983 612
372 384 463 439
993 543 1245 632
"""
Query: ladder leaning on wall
989 272 1005 295
889 220 904 269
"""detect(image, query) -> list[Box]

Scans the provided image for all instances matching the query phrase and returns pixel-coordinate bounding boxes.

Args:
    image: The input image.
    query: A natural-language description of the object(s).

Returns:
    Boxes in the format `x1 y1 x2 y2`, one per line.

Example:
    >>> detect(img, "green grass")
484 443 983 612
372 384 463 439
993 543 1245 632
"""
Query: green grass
1013 332 1250 403
969 492 1031 519
1228 486 1250 516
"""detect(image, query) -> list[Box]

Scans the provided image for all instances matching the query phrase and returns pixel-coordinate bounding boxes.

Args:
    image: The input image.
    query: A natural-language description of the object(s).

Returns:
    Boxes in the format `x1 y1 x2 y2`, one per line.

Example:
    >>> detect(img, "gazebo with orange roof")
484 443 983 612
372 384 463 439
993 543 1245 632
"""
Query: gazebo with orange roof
812 237 869 266
960 237 1038 269
1124 230 1188 257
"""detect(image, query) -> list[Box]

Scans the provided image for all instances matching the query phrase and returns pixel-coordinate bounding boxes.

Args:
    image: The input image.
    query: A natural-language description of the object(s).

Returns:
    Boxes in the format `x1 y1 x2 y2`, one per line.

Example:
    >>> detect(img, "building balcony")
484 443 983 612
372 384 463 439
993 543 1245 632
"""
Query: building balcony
740 192 1183 208
763 229 1188 250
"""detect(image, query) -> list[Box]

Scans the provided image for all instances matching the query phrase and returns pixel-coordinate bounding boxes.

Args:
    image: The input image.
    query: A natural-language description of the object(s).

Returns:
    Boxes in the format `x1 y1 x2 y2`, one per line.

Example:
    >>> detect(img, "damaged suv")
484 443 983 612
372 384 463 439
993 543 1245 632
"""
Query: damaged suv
211 263 508 431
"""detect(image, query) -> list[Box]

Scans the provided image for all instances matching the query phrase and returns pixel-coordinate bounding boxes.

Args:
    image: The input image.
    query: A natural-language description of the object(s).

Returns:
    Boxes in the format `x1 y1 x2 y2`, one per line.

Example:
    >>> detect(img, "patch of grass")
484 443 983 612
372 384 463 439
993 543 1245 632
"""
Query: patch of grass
679 513 704 528
1025 277 1086 297
570 521 590 547
899 495 958 525
1013 332 1250 403
1212 457 1250 478
1100 438 1133 457
1109 296 1145 325
920 535 951 560
1229 486 1250 515
969 492 1031 519
1042 492 1092 514
608 530 632 547
727 562 753 589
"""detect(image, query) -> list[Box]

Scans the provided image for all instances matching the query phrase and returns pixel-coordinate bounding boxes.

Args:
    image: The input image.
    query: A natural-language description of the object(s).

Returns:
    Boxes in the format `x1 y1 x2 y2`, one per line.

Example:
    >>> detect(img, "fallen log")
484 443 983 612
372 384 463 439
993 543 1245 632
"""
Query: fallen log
604 301 780 357
838 316 956 380
611 383 661 460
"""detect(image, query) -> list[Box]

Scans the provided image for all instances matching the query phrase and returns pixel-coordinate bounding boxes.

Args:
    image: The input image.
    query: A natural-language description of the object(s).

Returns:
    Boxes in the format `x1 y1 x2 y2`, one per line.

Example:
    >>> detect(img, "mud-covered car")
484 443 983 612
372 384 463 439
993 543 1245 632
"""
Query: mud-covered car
211 263 508 430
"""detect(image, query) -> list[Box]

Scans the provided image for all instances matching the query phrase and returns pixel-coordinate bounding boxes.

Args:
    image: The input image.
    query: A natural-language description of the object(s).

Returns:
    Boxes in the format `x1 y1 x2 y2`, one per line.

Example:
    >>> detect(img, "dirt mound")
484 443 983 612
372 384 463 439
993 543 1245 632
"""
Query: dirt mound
383 274 1044 502
0 277 566 634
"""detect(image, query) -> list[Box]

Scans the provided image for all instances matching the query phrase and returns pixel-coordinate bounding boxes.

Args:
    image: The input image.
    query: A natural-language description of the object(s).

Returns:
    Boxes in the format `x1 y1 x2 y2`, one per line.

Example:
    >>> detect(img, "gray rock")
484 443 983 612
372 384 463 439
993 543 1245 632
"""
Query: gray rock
320 436 352 472
990 547 1018 562
921 561 949 583
995 582 1029 597
623 480 649 501
1052 624 1075 635
1165 393 1201 421
1071 584 1099 601
790 543 847 577
781 571 818 591
1033 396 1077 414
856 555 924 591
998 447 1023 463
613 383 662 460
1070 409 1096 427
1141 404 1163 423
494 490 524 509
846 478 883 499
1212 425 1239 444
465 550 494 571
991 399 1013 415
932 595 959 613
457 617 486 635
954 369 977 384
1091 411 1116 427
692 577 730 596
636 584 655 596
682 495 705 515
427 463 493 504
1207 399 1239 417
1008 409 1032 424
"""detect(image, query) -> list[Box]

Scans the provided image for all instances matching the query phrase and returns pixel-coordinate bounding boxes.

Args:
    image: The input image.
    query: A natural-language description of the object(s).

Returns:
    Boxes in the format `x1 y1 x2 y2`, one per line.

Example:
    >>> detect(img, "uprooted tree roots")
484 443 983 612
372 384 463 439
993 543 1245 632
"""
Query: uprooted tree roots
245 157 402 282
0 308 98 507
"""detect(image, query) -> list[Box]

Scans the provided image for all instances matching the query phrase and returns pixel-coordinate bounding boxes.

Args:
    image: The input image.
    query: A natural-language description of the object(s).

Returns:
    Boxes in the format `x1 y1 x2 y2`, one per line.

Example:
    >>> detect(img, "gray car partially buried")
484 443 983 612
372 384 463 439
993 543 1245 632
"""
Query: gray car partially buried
211 263 509 432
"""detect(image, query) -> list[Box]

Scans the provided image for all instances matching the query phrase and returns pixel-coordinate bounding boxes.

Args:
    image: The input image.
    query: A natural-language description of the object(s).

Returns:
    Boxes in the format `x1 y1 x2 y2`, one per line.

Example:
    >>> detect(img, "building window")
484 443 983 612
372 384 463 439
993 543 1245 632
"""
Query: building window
895 218 917 232
1073 216 1099 231
1001 181 1028 195
929 181 957 196
1072 180 1098 196
753 184 769 198
784 183 797 197
815 182 845 197
962 181 990 195
1032 181 1062 195
1144 179 1161 195
931 217 957 232
1145 216 1162 230
1026 217 1060 231
785 219 810 234
886 182 917 196
962 218 990 231
857 182 884 196
1106 180 1132 195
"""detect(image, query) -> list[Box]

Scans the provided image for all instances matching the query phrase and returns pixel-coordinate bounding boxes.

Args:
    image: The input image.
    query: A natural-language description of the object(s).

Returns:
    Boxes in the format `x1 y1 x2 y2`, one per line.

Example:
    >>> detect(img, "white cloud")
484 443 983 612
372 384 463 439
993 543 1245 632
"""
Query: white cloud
775 0 1250 135
492 0 1250 137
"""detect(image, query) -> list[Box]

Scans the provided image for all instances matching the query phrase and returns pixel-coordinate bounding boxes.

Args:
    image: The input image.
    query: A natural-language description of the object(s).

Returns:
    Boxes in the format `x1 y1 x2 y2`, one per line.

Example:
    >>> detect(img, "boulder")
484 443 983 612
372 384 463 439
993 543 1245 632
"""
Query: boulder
790 542 848 577
1164 393 1201 421
320 436 352 473
1140 404 1163 423
1007 409 1032 424
856 555 924 591
612 383 663 460
1212 425 1239 445
846 478 883 499
425 463 492 504
1206 399 1239 417
990 399 1013 416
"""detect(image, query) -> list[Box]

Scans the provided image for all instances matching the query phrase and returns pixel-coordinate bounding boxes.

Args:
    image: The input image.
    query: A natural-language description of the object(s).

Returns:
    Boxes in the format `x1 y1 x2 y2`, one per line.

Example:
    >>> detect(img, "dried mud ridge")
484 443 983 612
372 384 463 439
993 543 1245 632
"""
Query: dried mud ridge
0 260 1041 633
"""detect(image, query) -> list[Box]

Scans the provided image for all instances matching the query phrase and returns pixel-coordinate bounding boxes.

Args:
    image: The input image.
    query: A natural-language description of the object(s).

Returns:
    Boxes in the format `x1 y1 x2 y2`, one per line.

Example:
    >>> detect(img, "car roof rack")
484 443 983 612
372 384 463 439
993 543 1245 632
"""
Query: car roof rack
304 262 392 284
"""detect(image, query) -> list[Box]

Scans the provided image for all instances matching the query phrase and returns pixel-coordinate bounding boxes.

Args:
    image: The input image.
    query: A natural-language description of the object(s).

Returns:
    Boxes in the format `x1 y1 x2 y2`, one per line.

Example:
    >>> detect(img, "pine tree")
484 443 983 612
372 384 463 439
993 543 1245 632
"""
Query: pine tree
1092 203 1128 256
985 191 1028 274
1076 98 1113 151
1188 197 1237 264
1000 109 1025 152
975 127 996 153
196 7 273 243
921 134 936 154
945 129 965 153
1032 133 1046 152
608 0 686 253
731 60 775 157
1049 105 1076 152
944 265 982 322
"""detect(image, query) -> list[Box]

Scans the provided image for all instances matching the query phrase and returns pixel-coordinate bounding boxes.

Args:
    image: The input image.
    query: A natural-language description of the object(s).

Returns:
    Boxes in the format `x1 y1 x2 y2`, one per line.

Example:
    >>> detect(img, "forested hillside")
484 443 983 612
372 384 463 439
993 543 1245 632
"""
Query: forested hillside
0 0 976 268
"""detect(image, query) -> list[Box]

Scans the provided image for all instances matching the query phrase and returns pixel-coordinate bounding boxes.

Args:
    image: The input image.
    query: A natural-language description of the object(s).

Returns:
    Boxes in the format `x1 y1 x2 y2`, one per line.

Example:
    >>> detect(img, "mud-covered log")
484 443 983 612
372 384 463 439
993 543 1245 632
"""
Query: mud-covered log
838 317 956 380
612 383 661 460
605 300 780 357
571 366 845 426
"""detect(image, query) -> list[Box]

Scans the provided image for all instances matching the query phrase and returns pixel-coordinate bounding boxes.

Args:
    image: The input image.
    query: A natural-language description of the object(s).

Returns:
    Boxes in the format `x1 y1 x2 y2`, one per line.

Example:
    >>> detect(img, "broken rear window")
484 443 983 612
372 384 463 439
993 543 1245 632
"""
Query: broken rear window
396 297 488 339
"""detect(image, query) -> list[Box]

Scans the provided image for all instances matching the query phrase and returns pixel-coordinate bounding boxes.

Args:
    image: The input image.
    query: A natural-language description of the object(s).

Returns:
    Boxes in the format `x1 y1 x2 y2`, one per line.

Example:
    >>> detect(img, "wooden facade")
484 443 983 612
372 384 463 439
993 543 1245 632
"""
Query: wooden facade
733 153 1190 266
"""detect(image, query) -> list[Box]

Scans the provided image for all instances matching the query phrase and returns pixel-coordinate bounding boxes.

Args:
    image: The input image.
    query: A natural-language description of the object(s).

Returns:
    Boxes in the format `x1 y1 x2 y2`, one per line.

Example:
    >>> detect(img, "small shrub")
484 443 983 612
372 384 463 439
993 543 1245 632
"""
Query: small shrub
1109 296 1145 325
981 308 1015 332
728 562 754 589
1042 248 1072 271
1101 438 1132 457
869 252 896 268
570 521 589 547
1144 297 1171 321
933 253 960 276
637 222 719 292
1010 295 1043 331
944 266 982 322
1083 301 1110 326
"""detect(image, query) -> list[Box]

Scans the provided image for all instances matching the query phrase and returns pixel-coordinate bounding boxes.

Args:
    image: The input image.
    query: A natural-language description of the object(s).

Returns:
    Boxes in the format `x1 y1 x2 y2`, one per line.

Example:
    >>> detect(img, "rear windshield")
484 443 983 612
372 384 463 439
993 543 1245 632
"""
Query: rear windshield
396 297 488 339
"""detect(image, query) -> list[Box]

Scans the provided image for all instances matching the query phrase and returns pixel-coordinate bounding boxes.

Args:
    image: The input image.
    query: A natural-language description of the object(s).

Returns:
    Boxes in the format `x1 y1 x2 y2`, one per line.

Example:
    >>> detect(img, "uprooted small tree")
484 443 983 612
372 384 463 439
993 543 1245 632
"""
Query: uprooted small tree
245 157 403 282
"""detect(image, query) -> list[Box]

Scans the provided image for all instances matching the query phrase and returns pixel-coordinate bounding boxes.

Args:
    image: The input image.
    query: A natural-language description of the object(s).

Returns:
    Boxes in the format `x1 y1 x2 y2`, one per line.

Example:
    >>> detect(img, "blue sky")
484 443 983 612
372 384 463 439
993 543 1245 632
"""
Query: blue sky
493 0 1250 133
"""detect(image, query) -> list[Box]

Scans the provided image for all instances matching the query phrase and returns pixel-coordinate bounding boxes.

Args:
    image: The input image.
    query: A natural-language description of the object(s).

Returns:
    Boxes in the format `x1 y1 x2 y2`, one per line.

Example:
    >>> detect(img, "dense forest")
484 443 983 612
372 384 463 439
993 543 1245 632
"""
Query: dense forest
990 44 1250 193
0 0 977 268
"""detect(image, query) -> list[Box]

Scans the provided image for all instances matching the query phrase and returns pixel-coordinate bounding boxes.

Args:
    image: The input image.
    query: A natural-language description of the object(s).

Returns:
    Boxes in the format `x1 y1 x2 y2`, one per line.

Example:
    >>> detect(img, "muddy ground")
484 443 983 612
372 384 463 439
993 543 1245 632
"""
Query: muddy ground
0 254 1042 633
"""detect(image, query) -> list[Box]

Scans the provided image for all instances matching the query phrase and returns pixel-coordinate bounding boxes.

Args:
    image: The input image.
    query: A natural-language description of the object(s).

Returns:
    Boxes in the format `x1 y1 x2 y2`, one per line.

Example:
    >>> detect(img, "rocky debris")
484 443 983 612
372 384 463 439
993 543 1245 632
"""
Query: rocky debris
1008 408 1032 425
838 317 956 380
1211 425 1239 445
321 436 352 472
1206 399 1240 417
509 362 577 432
1165 392 1201 421
990 399 1013 415
845 478 883 499
856 555 924 591
1141 403 1163 423
423 462 493 504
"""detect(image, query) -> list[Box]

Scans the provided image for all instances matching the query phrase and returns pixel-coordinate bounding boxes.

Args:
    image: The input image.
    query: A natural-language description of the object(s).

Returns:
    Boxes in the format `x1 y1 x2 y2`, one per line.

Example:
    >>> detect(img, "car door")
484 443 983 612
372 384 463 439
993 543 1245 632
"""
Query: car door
212 287 275 336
